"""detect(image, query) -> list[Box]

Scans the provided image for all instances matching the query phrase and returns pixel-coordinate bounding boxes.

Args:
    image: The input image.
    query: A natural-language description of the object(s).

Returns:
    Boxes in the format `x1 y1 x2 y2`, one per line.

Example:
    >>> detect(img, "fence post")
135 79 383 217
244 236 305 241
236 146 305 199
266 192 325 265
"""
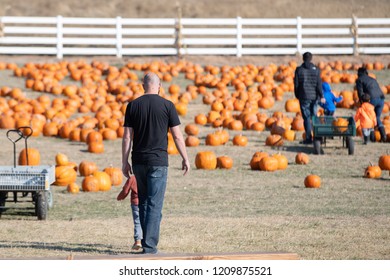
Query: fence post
236 16 242 57
296 16 302 55
56 15 63 59
175 2 182 58
116 16 122 58
351 14 359 56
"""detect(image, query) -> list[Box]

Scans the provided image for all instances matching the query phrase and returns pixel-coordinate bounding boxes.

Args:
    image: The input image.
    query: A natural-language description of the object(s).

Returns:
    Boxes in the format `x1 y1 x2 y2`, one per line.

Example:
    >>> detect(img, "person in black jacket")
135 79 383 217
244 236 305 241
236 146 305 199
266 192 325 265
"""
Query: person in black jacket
294 52 325 144
356 67 386 142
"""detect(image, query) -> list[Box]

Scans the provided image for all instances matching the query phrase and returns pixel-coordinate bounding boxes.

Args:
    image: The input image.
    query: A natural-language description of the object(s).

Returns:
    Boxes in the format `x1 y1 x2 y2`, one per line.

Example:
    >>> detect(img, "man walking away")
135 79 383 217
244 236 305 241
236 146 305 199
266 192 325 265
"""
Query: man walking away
294 52 325 144
122 72 190 254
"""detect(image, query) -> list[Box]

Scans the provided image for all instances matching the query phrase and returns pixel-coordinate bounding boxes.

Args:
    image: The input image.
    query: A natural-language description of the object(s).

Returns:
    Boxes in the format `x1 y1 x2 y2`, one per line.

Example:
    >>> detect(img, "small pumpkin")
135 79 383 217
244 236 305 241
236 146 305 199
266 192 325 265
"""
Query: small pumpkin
55 153 69 166
195 151 217 170
205 133 222 146
364 162 382 178
184 123 200 136
232 134 248 146
265 134 284 146
67 183 80 194
378 153 390 170
185 136 200 147
295 153 310 165
304 174 321 188
217 156 233 169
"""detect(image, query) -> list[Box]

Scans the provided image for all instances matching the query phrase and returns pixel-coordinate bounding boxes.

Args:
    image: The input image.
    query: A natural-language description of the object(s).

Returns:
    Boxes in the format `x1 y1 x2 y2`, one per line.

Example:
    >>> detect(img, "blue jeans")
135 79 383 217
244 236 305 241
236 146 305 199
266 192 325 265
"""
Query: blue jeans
370 98 384 128
299 99 318 141
132 165 168 254
131 204 142 242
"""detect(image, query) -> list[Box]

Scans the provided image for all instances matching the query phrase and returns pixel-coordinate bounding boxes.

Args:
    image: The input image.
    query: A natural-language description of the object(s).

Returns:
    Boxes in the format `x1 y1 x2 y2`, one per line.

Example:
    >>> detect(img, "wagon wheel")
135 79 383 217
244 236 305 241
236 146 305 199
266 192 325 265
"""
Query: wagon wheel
313 139 322 155
347 136 354 155
35 191 47 220
46 190 53 209
0 191 7 218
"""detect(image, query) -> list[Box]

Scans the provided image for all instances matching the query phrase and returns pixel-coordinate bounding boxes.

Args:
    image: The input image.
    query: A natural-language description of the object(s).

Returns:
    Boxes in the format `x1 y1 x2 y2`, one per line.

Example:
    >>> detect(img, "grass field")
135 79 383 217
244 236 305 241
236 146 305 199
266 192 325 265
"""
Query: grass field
0 56 389 260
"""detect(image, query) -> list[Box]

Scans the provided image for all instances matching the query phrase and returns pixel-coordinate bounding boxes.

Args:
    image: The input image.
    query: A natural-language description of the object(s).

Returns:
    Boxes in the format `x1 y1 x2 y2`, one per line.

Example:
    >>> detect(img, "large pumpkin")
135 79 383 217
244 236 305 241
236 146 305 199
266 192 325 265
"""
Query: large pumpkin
333 118 349 133
304 174 321 188
195 151 217 170
54 165 77 186
103 166 123 186
93 171 112 192
18 148 41 166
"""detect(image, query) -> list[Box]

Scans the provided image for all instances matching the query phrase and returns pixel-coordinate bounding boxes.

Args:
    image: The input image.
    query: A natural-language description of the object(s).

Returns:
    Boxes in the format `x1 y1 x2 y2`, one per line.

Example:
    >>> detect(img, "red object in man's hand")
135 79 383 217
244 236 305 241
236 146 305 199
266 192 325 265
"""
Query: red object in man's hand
117 175 137 201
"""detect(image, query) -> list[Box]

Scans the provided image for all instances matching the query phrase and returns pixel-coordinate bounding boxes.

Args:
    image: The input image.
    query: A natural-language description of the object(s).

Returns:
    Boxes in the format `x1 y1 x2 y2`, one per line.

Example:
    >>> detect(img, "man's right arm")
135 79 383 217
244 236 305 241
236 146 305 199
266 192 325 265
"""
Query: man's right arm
170 125 190 176
122 127 133 178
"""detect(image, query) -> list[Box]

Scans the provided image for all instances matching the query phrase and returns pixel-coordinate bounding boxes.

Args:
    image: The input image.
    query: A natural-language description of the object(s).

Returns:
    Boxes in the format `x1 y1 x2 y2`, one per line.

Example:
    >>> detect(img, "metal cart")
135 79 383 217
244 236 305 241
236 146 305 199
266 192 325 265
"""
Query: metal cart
312 116 356 155
0 127 55 220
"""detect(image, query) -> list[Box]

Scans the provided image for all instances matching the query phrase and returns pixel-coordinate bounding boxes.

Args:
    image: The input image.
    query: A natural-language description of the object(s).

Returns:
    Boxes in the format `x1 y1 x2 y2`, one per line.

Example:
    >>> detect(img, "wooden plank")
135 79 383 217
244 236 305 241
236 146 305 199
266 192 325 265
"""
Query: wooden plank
67 252 299 260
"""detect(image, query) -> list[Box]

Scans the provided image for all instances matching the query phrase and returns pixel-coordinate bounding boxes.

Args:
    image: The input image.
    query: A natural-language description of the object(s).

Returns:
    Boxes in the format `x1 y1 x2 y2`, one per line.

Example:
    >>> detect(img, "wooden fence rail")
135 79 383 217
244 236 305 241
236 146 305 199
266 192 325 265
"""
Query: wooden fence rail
0 16 389 58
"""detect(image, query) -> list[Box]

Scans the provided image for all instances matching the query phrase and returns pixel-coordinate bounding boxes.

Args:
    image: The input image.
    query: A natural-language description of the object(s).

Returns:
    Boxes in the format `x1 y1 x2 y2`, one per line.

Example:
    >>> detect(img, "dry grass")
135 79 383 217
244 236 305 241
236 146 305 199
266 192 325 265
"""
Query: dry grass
0 57 390 260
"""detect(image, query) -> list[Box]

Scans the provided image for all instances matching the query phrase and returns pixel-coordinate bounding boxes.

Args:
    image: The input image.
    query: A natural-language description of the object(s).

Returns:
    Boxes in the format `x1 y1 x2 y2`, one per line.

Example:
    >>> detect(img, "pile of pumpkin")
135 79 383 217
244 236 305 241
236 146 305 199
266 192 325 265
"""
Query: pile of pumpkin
18 147 123 194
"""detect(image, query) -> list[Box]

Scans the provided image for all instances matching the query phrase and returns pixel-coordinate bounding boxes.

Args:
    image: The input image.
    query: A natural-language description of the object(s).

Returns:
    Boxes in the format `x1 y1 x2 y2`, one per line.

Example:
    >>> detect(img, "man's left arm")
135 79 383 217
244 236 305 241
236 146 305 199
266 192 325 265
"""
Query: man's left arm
122 127 134 178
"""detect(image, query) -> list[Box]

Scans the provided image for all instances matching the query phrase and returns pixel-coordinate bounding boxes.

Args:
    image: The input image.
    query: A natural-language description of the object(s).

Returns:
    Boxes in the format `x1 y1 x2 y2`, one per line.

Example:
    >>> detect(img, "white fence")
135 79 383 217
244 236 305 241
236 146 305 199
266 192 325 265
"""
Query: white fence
0 16 389 58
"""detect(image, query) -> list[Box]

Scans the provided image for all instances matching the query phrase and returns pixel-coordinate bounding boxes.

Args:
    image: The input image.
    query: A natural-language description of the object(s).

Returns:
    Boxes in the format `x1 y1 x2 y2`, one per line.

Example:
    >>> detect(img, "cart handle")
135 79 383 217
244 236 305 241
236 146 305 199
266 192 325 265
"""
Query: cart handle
6 129 25 168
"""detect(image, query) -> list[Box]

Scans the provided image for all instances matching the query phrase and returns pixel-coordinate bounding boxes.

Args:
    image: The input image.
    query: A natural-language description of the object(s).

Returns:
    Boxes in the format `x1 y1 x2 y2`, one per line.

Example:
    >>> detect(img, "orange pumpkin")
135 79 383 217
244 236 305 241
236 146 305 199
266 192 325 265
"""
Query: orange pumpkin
55 153 69 166
250 152 269 170
265 135 283 146
82 175 100 192
378 154 390 170
67 183 80 194
195 151 217 170
93 171 112 192
88 142 104 153
79 161 98 177
184 124 199 136
272 153 288 170
54 165 77 186
364 163 382 178
295 153 310 165
232 135 248 146
304 175 321 188
194 114 208 125
259 156 279 172
103 166 123 186
185 136 200 147
205 133 222 146
18 148 41 166
217 156 234 169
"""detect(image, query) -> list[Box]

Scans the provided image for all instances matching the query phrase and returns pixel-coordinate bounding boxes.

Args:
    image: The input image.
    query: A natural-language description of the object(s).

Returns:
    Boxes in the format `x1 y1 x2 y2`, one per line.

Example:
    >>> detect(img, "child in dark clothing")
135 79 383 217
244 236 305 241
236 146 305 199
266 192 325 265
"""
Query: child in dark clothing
320 82 343 116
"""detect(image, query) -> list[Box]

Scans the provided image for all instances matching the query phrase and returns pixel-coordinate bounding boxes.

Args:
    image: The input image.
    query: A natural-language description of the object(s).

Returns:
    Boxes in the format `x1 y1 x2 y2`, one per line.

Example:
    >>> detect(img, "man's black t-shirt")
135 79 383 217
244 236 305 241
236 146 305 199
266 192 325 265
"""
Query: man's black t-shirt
124 94 180 166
